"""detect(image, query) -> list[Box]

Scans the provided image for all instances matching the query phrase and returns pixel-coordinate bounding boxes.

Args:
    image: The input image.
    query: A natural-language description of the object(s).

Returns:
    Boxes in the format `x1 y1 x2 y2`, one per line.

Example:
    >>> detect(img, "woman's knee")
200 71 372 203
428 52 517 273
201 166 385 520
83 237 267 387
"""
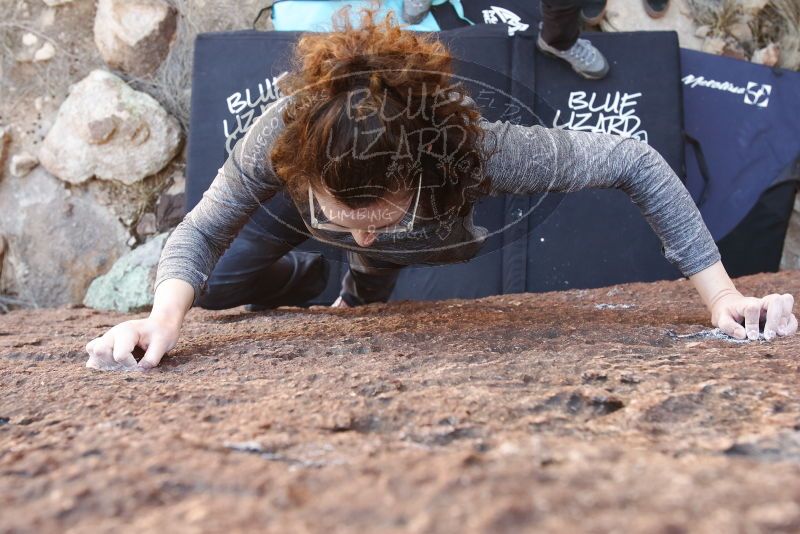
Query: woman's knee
195 281 252 310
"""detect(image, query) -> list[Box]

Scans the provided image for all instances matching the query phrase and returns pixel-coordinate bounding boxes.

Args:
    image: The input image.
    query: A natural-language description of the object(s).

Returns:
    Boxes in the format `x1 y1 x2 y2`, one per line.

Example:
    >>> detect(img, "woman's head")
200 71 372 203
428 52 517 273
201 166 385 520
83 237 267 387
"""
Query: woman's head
270 4 498 245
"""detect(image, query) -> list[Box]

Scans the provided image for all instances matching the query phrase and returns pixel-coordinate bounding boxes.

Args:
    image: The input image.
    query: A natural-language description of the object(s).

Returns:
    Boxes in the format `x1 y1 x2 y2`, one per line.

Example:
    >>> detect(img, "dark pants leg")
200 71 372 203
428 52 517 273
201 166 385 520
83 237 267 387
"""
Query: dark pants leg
339 251 405 306
196 190 327 310
540 0 582 51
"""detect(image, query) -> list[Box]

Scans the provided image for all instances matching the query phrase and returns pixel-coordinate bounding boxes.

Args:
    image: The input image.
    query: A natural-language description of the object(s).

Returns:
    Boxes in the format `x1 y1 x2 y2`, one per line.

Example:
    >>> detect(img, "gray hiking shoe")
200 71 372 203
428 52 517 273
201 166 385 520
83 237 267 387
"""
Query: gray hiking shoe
401 0 432 24
536 33 610 80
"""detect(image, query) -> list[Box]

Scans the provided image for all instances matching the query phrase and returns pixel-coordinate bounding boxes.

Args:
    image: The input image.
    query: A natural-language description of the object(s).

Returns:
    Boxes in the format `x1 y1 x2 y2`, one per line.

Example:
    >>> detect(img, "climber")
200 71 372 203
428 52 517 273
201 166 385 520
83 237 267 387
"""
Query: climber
85 6 797 371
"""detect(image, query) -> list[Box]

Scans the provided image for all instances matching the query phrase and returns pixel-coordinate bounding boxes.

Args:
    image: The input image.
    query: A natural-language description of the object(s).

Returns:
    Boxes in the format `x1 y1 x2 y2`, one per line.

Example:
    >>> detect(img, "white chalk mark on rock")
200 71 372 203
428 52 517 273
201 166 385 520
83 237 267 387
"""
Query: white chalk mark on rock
594 303 636 310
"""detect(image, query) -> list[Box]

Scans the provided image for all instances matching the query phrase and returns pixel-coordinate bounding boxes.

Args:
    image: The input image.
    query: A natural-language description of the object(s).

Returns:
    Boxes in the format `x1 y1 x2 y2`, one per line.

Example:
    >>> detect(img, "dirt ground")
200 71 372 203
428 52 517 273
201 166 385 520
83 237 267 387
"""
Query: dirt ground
1 271 799 533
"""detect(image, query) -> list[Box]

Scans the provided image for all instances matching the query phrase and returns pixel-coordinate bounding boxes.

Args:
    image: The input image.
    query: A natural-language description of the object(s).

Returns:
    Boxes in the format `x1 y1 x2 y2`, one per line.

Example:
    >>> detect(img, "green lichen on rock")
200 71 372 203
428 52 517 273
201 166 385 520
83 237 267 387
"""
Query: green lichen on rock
83 232 169 312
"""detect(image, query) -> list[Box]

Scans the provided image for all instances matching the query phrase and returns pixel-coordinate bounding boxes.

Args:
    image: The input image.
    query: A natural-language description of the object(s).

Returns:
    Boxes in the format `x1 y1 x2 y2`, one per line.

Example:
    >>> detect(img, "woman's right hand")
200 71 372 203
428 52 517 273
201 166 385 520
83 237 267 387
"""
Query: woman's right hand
85 316 180 371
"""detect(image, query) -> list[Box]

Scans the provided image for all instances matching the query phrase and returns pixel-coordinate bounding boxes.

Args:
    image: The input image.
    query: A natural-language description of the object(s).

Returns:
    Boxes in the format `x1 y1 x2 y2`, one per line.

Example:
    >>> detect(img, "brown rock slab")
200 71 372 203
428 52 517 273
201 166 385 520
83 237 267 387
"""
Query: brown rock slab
1 271 799 532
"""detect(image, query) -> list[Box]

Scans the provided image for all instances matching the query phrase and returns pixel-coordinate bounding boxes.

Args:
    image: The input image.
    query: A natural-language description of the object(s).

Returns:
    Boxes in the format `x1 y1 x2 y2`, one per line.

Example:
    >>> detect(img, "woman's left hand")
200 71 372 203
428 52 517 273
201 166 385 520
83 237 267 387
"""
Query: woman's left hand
711 291 797 341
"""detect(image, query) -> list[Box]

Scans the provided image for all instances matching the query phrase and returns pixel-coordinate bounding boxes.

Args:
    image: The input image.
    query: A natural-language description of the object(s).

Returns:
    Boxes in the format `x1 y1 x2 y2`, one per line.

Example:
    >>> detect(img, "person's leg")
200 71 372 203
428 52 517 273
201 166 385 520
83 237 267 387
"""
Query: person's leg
197 190 330 310
540 0 582 51
339 251 405 307
537 0 610 80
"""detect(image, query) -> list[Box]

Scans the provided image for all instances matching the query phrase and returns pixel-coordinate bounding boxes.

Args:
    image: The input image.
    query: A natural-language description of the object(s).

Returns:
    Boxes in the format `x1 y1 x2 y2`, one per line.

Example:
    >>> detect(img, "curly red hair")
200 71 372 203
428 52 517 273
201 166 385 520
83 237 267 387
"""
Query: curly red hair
270 4 498 222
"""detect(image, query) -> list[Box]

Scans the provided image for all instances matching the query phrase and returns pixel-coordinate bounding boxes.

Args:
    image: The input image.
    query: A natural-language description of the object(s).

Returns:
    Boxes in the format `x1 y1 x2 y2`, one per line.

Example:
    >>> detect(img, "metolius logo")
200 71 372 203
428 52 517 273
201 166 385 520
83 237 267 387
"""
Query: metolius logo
744 82 771 107
681 74 772 108
481 6 529 36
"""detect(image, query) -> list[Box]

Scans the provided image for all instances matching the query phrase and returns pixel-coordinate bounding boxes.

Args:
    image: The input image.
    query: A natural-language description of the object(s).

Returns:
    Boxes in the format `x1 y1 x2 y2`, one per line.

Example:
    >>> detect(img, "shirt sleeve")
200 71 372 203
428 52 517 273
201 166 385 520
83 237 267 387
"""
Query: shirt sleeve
154 95 293 305
482 119 721 278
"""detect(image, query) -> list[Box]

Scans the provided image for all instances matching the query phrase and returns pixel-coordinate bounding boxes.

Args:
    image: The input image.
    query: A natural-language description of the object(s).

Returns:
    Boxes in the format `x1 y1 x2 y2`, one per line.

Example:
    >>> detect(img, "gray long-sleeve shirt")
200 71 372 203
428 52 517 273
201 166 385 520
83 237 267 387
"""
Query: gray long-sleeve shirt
155 94 721 304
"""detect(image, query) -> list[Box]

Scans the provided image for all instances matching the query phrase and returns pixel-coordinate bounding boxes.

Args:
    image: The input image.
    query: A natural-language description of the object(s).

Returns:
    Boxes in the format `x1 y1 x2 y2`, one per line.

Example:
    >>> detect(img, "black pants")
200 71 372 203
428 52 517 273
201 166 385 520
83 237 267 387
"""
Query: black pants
195 191 404 310
540 0 598 51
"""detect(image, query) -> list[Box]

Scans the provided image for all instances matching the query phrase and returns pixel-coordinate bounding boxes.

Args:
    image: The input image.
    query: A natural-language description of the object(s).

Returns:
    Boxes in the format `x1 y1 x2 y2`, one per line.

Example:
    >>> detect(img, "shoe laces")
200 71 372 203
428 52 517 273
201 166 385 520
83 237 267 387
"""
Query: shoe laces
567 39 596 64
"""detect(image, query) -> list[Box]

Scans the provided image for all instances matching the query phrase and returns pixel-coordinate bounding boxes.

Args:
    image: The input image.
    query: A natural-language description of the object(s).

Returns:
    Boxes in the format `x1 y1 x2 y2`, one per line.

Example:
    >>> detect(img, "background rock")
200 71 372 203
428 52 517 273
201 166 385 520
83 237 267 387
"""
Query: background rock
703 35 727 54
0 0 263 308
155 173 186 231
0 235 6 280
0 167 129 307
135 212 157 236
0 127 10 176
32 41 55 62
753 43 781 66
83 232 169 312
38 69 183 185
9 153 38 178
94 0 178 77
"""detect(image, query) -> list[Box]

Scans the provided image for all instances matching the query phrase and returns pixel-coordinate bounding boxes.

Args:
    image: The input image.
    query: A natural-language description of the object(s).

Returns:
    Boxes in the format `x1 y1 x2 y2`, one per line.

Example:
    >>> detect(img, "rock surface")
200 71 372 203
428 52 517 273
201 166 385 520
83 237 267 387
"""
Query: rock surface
753 43 781 67
1 271 799 532
0 167 129 307
94 0 178 77
0 127 10 176
155 174 186 231
38 69 183 185
9 152 38 178
83 232 169 312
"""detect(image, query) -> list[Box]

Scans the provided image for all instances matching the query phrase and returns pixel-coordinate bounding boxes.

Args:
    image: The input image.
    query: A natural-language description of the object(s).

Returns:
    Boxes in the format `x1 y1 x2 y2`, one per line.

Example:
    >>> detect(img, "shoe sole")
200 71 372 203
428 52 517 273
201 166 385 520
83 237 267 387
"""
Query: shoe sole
536 43 610 80
580 8 606 25
644 4 668 18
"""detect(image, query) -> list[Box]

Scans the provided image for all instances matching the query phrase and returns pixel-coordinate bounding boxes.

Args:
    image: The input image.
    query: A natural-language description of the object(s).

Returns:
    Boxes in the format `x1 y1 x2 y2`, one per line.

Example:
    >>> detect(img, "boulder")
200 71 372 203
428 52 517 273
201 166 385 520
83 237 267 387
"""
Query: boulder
33 42 56 62
155 174 185 231
38 69 183 185
0 167 129 307
703 36 727 55
22 33 38 46
94 0 178 77
10 152 38 177
727 22 753 44
83 232 169 312
752 43 780 67
135 212 157 236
